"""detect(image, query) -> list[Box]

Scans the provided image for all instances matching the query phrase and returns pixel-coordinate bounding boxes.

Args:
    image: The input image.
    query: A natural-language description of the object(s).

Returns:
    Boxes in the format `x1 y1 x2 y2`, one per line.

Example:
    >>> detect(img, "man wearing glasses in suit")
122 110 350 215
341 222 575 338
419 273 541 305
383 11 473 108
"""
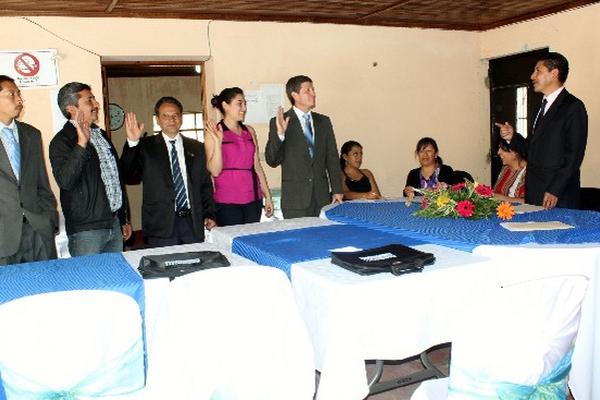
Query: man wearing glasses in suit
0 75 57 265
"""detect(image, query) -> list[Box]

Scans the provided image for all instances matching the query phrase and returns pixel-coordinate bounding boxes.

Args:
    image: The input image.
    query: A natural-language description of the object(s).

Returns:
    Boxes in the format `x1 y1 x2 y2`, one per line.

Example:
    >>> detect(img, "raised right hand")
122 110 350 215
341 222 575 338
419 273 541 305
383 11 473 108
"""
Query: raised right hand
495 122 514 141
205 119 224 144
275 106 290 135
125 112 144 141
74 109 90 148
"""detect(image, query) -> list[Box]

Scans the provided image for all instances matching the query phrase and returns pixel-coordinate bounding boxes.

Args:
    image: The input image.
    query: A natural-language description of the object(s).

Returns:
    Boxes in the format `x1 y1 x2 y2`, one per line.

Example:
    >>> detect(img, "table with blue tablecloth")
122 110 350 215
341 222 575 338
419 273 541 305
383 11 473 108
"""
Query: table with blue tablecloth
212 202 600 400
211 217 495 400
0 243 316 400
321 200 600 400
122 242 316 400
324 200 600 251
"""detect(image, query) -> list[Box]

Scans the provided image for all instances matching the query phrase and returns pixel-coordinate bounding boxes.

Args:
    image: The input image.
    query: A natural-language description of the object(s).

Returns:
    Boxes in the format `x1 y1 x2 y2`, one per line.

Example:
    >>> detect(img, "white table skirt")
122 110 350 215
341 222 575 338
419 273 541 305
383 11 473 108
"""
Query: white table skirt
122 243 316 400
212 214 600 400
292 244 493 400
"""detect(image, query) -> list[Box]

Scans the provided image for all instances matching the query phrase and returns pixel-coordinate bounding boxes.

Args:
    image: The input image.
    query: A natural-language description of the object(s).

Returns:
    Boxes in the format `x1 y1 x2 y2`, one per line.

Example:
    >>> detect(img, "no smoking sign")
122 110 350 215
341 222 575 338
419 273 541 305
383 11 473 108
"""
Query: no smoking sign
14 52 40 77
1 49 58 87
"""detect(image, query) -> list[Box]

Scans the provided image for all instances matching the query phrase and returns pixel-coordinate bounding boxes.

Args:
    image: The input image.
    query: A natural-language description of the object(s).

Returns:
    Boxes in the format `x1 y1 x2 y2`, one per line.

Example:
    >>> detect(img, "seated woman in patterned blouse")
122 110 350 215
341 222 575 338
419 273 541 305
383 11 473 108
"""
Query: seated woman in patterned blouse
493 140 527 203
403 137 455 198
340 140 382 200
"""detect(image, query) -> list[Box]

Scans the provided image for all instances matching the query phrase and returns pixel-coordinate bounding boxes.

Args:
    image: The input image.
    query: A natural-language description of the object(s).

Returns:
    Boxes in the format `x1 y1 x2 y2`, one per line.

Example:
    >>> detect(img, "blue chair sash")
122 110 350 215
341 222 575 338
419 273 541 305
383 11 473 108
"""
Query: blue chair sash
495 349 573 400
0 340 144 399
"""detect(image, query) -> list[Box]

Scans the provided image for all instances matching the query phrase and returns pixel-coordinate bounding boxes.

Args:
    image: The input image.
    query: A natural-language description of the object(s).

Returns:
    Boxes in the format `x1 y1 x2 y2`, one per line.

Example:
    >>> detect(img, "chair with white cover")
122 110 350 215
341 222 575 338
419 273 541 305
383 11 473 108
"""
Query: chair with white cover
0 253 146 399
0 290 145 399
411 274 589 400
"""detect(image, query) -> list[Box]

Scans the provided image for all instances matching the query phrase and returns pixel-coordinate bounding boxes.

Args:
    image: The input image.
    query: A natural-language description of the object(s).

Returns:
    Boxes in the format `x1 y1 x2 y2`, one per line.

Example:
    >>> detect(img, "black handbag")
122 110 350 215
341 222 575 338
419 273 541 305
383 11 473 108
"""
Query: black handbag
138 251 231 280
331 244 435 276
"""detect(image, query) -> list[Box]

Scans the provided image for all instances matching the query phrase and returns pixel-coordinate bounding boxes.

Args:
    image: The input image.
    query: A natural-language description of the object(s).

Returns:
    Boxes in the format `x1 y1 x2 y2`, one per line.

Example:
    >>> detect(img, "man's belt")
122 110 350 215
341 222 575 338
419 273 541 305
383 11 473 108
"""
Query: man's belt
175 208 191 218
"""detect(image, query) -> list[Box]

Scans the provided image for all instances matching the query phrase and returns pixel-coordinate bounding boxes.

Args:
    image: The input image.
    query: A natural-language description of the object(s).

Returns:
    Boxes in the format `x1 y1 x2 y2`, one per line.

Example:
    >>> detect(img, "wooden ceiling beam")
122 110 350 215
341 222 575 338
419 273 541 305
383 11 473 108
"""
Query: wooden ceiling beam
479 0 599 30
105 0 120 13
356 0 414 21
5 0 599 32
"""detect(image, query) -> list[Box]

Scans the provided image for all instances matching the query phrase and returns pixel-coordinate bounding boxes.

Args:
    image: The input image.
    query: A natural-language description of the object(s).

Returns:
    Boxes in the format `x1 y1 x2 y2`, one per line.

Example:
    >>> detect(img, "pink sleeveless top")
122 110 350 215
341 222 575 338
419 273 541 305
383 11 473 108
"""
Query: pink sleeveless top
213 123 261 204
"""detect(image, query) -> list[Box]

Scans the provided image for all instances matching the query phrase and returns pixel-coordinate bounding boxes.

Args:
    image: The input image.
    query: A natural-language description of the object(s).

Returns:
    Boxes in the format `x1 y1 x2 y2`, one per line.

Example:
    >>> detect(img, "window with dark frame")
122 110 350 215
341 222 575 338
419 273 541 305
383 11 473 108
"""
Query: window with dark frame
153 111 204 142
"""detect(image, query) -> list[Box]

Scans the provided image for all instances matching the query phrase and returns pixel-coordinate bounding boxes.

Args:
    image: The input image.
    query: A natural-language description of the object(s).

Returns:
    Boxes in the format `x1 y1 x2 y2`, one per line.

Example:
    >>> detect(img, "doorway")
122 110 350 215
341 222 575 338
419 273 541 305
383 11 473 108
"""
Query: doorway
488 48 548 185
101 61 205 245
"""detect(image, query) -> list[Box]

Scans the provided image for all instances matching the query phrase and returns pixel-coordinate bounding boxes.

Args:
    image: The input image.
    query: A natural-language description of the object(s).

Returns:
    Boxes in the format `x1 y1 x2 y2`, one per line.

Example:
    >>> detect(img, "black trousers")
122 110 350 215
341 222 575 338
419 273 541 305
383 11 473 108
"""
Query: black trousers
216 199 262 227
145 214 203 248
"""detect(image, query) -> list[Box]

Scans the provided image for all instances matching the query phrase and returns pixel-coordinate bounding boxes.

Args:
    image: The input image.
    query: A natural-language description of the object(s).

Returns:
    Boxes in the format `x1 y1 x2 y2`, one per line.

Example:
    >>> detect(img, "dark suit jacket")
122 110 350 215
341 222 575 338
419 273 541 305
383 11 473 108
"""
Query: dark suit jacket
0 121 57 258
265 109 342 213
120 134 216 240
510 89 587 208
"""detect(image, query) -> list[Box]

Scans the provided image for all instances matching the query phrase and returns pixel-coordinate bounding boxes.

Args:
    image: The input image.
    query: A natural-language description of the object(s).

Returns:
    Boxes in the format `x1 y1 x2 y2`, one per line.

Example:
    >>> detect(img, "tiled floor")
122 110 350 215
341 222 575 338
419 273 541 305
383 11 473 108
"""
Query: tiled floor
365 344 450 400
361 343 575 400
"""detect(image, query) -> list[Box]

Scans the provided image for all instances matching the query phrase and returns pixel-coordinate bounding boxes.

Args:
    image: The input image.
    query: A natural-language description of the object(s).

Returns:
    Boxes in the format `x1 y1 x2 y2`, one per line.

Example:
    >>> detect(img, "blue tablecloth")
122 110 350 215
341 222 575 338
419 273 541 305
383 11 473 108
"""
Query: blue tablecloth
0 253 144 309
325 202 600 252
232 224 426 277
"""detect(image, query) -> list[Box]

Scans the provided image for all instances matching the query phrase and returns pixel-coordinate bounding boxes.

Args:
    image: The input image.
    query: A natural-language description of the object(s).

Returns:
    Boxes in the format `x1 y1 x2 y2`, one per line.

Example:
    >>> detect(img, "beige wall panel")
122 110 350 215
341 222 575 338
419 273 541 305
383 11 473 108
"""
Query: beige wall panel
480 3 600 187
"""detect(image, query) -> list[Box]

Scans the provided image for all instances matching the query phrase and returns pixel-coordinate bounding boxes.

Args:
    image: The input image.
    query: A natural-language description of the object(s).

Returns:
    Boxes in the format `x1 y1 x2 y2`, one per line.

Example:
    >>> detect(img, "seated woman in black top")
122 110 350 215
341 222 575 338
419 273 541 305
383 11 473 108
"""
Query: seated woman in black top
340 140 382 200
403 137 455 197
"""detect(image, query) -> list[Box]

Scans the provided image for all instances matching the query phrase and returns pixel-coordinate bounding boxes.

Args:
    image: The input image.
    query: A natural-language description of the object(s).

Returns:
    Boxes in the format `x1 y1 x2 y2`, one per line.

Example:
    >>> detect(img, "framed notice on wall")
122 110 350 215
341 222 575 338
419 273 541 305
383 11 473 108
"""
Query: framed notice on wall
0 49 59 88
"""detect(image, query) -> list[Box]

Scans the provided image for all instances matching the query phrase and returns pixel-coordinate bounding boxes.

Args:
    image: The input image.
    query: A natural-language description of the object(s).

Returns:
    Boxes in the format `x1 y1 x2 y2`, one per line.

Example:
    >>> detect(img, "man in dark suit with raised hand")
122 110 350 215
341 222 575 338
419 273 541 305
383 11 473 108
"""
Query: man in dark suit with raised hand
265 75 343 218
0 75 57 265
121 97 216 248
497 52 588 209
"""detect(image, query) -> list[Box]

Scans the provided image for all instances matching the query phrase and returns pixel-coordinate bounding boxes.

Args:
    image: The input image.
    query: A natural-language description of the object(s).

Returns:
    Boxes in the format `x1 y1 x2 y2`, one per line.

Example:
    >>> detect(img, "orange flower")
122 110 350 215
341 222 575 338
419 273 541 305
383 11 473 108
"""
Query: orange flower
497 201 515 220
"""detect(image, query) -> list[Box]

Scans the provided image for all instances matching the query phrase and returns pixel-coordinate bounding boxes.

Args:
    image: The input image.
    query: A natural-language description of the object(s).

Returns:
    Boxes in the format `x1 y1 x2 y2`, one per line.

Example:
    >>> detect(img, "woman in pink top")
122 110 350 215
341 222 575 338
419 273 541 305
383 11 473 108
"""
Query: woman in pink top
205 87 273 226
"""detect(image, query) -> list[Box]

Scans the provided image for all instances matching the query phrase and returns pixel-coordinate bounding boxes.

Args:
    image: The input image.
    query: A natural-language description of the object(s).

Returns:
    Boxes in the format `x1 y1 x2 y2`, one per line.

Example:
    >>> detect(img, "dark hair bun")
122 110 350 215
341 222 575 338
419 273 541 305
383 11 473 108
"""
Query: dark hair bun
210 95 220 108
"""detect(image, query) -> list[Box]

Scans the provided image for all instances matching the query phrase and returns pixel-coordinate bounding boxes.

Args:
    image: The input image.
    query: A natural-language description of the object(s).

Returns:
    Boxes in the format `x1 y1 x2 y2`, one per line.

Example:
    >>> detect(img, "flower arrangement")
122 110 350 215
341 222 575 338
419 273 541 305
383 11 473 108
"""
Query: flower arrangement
413 180 515 220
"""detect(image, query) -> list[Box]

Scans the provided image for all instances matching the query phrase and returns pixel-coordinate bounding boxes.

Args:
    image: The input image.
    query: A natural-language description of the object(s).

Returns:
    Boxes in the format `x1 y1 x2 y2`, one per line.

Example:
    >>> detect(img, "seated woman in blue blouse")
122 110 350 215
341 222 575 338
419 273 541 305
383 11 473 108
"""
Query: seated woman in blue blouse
340 140 382 200
403 137 455 197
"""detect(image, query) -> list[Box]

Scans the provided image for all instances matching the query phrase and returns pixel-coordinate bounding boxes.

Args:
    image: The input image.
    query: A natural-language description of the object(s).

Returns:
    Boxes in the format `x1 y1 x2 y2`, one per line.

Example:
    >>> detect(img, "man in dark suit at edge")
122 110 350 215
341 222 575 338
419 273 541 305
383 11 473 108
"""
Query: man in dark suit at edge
265 75 343 218
0 75 57 265
121 97 216 248
497 52 588 209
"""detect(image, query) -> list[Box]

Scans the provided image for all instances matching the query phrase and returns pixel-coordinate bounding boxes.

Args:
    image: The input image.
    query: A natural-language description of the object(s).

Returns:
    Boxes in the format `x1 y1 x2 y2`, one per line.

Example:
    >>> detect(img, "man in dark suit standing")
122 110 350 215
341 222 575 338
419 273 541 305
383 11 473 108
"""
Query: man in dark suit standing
121 97 216 248
50 82 131 256
497 52 588 209
265 75 343 218
0 75 57 265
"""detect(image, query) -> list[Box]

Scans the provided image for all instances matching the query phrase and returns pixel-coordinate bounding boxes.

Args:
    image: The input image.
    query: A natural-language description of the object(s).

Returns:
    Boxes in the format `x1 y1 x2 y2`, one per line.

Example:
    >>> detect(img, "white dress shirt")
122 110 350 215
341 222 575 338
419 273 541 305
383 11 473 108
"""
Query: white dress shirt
127 132 190 210
542 86 564 115
278 106 315 142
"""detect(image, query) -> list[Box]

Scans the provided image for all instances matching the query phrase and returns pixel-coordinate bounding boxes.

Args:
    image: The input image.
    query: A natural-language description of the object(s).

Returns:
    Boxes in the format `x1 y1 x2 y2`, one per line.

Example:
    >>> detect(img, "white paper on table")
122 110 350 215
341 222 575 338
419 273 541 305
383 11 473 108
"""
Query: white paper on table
513 204 545 214
329 246 362 252
500 221 574 231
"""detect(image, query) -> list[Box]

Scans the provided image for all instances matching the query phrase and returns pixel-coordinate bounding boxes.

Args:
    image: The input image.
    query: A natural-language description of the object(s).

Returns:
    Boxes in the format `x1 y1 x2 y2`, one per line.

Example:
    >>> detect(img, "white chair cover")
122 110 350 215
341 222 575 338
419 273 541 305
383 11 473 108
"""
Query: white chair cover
412 274 589 400
0 290 145 399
